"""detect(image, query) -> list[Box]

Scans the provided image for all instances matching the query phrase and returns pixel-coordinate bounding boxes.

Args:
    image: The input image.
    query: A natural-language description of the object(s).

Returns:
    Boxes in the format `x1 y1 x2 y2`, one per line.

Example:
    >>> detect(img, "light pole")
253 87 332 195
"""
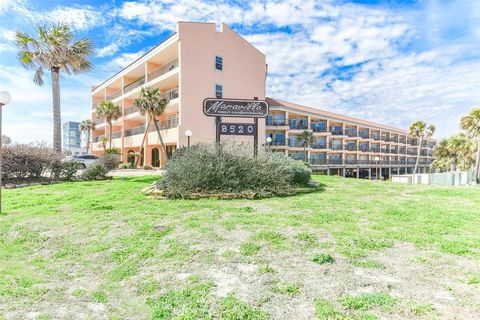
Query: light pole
266 136 272 152
374 156 380 180
0 90 12 213
185 129 192 147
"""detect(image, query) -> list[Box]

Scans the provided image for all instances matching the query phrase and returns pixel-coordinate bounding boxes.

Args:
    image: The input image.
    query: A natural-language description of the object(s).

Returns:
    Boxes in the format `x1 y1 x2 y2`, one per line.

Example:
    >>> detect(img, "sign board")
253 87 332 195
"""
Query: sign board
203 98 269 118
219 122 257 136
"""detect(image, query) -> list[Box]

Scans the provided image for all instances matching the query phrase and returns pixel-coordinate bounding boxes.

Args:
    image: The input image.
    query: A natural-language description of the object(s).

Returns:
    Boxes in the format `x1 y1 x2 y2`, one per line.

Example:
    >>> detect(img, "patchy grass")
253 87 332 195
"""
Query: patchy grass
1 175 480 319
341 293 397 311
312 253 335 265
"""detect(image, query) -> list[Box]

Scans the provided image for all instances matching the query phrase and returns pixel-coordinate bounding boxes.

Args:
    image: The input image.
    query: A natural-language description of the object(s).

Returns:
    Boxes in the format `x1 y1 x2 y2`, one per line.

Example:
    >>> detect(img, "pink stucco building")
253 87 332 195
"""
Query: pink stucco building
91 21 435 178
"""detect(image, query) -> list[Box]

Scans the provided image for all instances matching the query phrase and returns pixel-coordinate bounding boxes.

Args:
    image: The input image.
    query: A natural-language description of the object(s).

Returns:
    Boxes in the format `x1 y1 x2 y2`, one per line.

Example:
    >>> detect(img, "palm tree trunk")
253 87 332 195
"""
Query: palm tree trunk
414 136 423 174
108 121 113 149
51 67 62 153
475 138 480 182
135 117 152 167
86 130 91 154
303 143 307 162
152 117 169 168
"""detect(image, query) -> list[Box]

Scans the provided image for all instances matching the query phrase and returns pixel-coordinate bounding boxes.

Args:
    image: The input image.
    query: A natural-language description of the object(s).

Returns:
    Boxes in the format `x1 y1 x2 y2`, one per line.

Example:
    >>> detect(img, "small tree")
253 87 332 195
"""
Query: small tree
408 121 435 174
97 101 122 149
80 119 95 154
100 136 109 152
460 108 480 181
298 130 315 162
434 133 476 172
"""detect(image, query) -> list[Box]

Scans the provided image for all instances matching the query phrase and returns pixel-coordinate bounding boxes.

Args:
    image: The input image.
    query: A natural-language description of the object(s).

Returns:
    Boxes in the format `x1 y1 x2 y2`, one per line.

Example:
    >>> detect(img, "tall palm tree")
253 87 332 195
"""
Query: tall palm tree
409 121 435 174
134 87 169 168
460 107 480 181
97 101 122 150
15 23 93 153
298 130 315 162
80 119 95 154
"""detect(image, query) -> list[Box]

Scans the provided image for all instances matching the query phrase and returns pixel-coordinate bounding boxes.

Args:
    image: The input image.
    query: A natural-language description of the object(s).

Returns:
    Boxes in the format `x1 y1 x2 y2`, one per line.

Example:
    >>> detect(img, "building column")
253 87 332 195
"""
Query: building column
356 168 360 179
389 167 392 178
342 168 346 177
368 168 372 179
327 168 330 176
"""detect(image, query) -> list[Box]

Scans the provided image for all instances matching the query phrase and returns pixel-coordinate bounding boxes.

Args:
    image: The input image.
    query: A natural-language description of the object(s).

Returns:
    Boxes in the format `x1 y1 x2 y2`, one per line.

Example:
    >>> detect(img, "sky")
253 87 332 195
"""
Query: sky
0 0 479 144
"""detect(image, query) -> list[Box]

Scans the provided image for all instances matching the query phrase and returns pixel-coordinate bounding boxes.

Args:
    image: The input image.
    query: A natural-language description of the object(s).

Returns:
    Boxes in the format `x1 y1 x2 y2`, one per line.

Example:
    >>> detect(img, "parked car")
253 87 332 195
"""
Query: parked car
63 154 99 169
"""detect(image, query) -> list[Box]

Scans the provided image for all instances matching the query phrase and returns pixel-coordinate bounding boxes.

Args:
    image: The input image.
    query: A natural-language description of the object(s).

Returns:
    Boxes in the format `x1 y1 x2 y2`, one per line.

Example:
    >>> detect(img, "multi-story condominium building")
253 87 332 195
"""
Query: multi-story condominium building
266 98 436 179
90 21 435 177
63 121 86 155
90 22 266 167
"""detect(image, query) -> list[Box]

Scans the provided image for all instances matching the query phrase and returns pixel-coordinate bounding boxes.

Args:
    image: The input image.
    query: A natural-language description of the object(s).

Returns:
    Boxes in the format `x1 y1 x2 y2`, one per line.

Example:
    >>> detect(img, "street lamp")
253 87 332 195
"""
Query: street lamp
0 90 12 213
185 129 192 147
266 136 272 152
374 156 380 180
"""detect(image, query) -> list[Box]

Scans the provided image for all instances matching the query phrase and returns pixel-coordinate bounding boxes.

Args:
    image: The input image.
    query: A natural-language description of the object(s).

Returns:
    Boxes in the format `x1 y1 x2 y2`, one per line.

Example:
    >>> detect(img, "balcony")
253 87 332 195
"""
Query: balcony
268 139 286 146
94 135 105 142
111 131 122 139
311 123 327 132
407 150 418 155
124 77 146 94
371 148 381 153
359 145 369 152
311 143 327 149
106 89 122 101
95 118 106 125
359 132 369 139
124 125 145 137
345 144 357 151
289 120 308 130
310 158 327 165
345 159 357 165
163 88 179 101
329 159 343 165
266 117 287 127
146 59 179 82
124 105 140 116
288 140 304 148
346 130 357 137
371 135 380 141
330 130 344 136
92 102 100 110
148 117 178 131
329 143 343 151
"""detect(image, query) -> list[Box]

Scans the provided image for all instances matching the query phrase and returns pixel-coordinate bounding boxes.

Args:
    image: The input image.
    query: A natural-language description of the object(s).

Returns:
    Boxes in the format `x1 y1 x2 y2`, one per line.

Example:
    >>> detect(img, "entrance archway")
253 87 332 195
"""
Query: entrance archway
151 147 160 167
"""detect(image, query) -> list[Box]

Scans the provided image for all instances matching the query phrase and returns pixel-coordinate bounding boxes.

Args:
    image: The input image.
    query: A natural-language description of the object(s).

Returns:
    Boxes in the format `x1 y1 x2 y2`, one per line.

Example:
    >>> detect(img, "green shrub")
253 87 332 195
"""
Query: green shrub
118 163 132 169
99 154 120 172
104 148 121 155
52 160 82 181
157 143 311 198
82 163 107 180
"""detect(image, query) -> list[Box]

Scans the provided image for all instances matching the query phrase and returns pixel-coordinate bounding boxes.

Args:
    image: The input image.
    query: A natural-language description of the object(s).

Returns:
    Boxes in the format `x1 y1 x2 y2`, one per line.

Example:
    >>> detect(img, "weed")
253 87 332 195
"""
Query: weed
91 291 107 303
313 253 335 265
341 293 397 311
240 243 261 256
350 260 384 269
273 283 302 296
219 294 269 320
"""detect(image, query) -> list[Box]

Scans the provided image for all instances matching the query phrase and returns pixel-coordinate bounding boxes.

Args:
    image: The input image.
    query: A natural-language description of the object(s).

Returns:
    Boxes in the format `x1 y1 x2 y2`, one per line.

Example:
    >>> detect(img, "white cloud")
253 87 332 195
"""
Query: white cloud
45 6 104 31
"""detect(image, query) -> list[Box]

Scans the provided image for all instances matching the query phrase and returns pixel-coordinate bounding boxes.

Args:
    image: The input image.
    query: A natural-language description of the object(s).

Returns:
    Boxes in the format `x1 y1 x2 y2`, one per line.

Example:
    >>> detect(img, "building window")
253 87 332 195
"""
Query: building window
215 56 223 70
215 84 223 98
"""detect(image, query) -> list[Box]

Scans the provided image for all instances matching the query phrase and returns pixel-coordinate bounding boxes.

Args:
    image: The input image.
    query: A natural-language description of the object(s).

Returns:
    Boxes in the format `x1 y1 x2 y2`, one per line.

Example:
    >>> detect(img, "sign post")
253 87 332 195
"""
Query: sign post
203 98 269 157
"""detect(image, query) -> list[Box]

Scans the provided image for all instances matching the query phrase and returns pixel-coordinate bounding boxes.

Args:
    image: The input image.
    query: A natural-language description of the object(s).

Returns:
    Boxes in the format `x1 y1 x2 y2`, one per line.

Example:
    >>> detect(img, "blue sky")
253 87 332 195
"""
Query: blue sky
0 0 479 143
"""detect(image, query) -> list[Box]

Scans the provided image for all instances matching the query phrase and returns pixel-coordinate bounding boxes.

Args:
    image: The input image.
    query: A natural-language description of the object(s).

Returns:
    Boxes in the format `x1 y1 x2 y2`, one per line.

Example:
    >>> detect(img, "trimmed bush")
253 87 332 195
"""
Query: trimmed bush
118 163 132 169
157 143 312 198
2 142 61 181
52 160 82 181
99 154 121 172
104 148 121 155
82 163 107 180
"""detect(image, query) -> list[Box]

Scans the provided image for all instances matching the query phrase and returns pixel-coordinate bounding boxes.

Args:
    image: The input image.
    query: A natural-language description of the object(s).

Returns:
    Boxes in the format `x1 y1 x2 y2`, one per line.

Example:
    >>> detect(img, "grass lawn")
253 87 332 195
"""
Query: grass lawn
1 176 480 319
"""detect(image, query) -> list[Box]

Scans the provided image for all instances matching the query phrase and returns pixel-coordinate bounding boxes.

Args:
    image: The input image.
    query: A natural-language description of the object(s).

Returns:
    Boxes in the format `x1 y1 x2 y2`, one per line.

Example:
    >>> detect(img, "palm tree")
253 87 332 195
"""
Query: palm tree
97 101 122 150
298 130 315 162
15 23 93 153
408 121 435 174
100 136 109 152
80 119 95 154
134 87 169 168
434 133 475 172
460 107 480 181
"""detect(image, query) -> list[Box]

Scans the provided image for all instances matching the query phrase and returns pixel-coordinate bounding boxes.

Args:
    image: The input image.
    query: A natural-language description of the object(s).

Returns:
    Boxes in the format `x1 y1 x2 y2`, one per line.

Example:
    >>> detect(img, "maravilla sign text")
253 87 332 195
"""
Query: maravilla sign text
203 98 269 118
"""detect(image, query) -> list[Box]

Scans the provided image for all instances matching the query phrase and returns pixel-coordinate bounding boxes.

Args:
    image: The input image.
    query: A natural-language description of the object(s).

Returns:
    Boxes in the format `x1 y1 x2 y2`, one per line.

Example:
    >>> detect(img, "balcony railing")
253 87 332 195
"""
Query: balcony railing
289 121 308 130
266 118 287 126
345 144 357 151
92 102 100 110
147 59 179 82
124 105 140 115
124 77 145 93
111 131 122 139
93 135 105 142
371 135 380 140
148 117 178 131
359 132 369 139
310 159 327 165
311 143 327 149
106 89 122 101
268 139 286 146
330 130 344 136
346 130 357 137
288 140 304 147
311 123 327 132
124 125 145 137
329 143 343 150
359 145 369 152
95 118 106 125
371 148 381 153
162 88 179 101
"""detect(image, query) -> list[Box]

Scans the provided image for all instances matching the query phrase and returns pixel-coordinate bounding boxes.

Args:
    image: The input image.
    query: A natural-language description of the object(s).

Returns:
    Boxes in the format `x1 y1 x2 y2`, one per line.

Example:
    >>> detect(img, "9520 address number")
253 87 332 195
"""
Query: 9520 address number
218 123 256 136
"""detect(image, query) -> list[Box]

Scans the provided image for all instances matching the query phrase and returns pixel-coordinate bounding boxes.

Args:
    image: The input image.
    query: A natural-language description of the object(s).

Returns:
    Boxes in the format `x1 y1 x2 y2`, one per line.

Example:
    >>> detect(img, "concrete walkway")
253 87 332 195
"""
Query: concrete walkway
106 169 164 177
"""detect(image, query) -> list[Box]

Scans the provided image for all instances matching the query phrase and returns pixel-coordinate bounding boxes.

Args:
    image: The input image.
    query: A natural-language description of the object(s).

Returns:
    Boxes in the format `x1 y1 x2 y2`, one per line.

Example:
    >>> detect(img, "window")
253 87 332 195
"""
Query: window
215 84 223 98
215 56 223 70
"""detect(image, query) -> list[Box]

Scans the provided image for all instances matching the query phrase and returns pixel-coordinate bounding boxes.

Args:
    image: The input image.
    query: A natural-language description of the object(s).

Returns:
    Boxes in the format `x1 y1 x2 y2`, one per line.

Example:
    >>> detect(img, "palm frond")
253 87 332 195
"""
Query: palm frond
33 67 44 86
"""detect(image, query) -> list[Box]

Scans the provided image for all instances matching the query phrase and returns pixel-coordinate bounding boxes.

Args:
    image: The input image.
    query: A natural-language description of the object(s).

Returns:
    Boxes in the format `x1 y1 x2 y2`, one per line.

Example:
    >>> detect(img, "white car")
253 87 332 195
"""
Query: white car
64 154 99 169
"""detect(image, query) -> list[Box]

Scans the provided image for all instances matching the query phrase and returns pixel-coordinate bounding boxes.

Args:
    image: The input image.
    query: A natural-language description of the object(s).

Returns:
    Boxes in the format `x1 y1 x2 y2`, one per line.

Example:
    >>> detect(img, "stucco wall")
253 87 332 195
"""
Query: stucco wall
178 22 267 146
